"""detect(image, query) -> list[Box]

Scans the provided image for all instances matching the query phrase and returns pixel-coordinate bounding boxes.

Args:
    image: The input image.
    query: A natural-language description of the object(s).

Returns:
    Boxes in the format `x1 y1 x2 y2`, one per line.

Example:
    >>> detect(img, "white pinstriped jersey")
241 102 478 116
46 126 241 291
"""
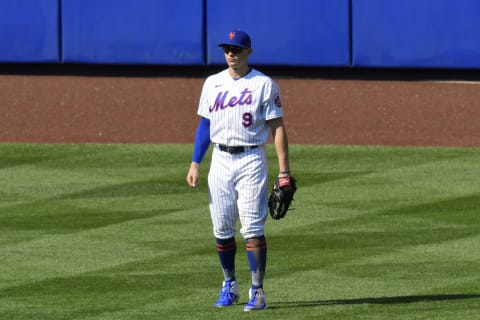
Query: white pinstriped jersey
198 68 283 146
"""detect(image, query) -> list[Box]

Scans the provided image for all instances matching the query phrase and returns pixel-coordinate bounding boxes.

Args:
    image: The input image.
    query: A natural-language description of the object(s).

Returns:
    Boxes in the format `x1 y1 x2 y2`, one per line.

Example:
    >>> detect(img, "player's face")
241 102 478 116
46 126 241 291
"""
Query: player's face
223 46 251 69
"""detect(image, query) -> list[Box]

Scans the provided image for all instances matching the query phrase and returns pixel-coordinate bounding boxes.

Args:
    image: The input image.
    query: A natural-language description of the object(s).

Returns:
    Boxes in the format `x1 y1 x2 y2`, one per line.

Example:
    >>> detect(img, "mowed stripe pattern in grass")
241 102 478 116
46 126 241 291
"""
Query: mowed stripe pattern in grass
0 144 479 320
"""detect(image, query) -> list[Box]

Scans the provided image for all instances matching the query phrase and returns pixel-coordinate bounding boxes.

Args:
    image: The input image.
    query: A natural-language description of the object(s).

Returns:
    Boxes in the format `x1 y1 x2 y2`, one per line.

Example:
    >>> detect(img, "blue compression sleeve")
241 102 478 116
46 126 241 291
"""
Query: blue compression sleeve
192 117 211 164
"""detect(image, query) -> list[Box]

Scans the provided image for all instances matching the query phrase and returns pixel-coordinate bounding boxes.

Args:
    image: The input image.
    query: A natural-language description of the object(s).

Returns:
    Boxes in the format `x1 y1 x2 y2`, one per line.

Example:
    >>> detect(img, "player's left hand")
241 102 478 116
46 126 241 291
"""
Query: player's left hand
268 176 297 220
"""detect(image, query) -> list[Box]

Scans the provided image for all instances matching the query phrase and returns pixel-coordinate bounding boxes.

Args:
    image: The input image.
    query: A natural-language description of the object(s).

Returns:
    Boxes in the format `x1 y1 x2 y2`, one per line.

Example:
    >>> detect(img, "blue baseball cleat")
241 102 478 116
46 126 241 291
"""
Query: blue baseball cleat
244 288 267 311
214 281 240 307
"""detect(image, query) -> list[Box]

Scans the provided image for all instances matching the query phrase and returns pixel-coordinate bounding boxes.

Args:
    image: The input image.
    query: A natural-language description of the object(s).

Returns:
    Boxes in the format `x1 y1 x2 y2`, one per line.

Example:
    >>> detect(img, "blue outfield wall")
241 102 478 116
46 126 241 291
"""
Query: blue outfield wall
1 1 480 68
206 0 351 67
61 0 204 65
0 0 59 63
352 0 480 68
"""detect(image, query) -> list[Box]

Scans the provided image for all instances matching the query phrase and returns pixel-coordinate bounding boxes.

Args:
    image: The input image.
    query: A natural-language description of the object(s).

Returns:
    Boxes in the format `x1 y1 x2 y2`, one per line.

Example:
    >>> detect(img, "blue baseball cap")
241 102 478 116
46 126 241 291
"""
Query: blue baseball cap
218 29 251 48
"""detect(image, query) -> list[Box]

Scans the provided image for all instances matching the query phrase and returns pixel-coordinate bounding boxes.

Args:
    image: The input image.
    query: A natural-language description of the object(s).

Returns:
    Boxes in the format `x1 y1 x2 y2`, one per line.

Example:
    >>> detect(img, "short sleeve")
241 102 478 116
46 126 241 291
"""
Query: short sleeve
264 80 284 120
197 77 212 119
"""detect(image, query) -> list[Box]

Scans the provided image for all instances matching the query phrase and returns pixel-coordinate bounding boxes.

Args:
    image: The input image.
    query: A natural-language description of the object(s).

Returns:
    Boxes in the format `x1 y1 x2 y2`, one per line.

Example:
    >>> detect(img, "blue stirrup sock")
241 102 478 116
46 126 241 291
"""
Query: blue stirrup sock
216 237 237 282
246 236 267 289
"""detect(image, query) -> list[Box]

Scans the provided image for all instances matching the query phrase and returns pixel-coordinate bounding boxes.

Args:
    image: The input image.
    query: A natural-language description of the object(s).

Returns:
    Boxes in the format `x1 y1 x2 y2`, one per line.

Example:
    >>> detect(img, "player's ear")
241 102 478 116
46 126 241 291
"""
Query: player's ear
247 48 253 56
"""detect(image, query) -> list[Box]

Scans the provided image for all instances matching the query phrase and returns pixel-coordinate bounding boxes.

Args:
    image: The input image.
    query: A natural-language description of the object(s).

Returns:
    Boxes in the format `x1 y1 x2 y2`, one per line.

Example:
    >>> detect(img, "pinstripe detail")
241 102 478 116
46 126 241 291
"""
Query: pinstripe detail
199 68 277 240
208 146 268 239
198 69 283 147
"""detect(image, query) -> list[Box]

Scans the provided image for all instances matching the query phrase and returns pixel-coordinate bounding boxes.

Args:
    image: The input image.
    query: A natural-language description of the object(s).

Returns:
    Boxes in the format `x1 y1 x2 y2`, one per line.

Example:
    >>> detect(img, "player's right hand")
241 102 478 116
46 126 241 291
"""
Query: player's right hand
186 162 200 187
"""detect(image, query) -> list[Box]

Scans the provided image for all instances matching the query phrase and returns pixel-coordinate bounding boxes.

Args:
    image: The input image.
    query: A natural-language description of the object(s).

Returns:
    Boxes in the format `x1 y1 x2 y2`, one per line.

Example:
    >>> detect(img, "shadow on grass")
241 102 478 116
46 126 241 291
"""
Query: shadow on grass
268 293 480 309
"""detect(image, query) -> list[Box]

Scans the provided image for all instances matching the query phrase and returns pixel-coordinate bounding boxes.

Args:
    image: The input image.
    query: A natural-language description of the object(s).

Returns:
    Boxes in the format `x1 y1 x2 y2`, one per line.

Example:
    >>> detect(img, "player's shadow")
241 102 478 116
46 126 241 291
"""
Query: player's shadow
268 293 480 309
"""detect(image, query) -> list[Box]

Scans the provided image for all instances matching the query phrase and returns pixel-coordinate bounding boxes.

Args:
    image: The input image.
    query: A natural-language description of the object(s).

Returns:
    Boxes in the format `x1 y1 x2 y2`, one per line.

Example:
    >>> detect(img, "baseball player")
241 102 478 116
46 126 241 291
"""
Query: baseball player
186 29 291 311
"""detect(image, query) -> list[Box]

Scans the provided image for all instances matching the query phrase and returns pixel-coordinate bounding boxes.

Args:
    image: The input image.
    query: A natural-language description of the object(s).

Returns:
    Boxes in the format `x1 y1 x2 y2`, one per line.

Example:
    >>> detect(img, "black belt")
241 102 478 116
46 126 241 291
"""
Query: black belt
217 144 258 154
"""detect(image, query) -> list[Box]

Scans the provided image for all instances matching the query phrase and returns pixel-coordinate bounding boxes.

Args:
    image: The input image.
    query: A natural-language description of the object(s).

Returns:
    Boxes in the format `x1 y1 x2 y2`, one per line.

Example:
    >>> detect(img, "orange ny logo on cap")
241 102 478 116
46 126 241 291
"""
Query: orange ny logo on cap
229 32 235 40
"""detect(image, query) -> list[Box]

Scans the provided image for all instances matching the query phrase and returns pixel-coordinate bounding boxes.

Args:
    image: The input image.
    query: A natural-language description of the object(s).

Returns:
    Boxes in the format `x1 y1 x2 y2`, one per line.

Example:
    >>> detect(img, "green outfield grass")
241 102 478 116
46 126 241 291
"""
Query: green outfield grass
0 143 479 319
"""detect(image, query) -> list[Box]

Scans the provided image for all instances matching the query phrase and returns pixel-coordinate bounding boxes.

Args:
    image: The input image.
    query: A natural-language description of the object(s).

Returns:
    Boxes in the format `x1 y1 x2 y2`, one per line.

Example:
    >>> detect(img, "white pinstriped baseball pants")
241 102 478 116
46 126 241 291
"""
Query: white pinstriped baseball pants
208 145 268 240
